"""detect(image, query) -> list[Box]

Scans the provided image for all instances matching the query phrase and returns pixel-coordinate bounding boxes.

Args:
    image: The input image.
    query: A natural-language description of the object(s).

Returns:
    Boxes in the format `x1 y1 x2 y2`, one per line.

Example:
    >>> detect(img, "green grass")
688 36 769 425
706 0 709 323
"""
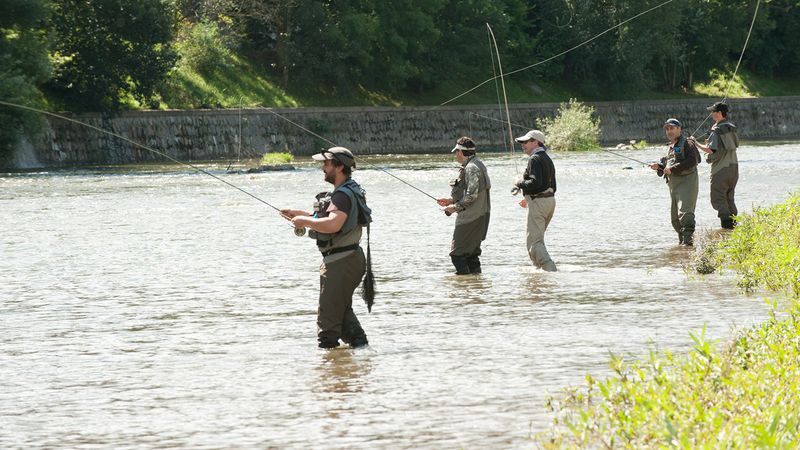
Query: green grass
716 193 800 296
260 152 293 165
537 308 800 448
538 194 800 448
157 52 299 109
694 68 800 98
133 44 800 110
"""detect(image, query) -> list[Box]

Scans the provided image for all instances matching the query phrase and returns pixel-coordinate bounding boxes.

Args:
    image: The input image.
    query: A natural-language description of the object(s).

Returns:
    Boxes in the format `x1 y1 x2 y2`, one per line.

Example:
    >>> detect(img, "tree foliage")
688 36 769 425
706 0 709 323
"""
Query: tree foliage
47 0 178 110
0 0 50 165
2 0 800 117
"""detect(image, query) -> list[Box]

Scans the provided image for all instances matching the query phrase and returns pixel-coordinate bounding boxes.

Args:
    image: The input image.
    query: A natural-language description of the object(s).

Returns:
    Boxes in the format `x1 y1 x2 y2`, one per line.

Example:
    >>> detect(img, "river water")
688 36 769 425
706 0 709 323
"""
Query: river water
2 143 799 448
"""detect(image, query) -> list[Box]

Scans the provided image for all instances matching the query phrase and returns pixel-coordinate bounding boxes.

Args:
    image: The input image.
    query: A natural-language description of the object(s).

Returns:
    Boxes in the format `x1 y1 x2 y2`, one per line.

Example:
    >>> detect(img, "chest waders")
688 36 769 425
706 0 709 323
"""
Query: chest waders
707 121 739 228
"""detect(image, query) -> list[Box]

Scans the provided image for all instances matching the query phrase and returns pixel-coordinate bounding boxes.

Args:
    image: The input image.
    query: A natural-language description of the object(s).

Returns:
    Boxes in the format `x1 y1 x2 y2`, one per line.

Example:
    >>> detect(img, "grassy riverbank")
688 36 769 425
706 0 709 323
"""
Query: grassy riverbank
536 194 800 448
151 49 800 110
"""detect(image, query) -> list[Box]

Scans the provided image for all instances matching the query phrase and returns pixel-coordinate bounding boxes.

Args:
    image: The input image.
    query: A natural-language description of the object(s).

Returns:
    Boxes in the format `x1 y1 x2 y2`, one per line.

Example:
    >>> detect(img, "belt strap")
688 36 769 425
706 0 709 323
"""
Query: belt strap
531 191 554 198
321 244 359 257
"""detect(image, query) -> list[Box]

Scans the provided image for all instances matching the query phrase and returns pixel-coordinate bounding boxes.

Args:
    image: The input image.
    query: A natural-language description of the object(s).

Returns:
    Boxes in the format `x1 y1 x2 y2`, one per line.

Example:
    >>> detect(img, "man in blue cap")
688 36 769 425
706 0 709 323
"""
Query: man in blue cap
649 118 700 246
690 101 739 229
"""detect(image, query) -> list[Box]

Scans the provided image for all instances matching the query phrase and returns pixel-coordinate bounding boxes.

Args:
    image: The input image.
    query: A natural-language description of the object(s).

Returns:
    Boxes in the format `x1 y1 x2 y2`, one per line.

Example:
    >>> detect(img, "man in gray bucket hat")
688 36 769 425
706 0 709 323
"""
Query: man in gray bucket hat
437 136 491 275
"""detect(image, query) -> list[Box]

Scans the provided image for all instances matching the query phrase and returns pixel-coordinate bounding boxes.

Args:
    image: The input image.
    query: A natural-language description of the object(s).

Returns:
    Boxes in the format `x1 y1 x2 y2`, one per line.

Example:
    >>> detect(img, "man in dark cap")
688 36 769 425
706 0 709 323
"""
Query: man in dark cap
649 118 700 246
437 136 491 275
690 101 739 229
281 146 371 349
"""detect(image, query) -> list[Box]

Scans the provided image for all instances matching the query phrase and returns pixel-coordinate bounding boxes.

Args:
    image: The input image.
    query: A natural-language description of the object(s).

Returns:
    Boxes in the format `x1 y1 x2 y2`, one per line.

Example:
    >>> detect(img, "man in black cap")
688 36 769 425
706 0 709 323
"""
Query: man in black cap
281 146 371 349
436 136 491 275
649 118 700 246
690 101 739 229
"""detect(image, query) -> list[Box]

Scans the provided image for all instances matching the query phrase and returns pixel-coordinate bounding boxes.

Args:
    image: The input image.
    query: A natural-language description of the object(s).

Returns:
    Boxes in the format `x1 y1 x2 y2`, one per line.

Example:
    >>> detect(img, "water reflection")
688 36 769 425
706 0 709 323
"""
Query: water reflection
313 349 374 396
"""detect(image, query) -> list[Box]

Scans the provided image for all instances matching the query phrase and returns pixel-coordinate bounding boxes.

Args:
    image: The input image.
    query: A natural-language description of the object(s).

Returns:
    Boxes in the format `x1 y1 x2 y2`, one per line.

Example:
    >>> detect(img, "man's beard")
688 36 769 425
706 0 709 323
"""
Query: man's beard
324 171 335 184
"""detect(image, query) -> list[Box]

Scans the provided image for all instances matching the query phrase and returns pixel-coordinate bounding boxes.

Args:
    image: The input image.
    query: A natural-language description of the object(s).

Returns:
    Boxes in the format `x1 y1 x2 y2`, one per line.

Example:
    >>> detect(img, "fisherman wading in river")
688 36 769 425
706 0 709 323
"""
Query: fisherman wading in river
690 101 739 229
650 118 700 246
513 130 557 272
437 137 491 275
281 147 372 349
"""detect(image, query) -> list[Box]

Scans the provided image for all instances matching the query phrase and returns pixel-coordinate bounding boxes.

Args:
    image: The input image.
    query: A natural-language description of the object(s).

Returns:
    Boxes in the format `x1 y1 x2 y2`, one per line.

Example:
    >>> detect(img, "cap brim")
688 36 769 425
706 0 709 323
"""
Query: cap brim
514 137 528 142
311 153 330 161
705 106 715 111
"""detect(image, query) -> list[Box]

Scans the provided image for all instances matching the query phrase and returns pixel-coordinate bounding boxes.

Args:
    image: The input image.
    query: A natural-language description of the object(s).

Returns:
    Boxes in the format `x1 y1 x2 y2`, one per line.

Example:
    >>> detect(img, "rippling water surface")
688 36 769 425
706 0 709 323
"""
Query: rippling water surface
2 143 799 448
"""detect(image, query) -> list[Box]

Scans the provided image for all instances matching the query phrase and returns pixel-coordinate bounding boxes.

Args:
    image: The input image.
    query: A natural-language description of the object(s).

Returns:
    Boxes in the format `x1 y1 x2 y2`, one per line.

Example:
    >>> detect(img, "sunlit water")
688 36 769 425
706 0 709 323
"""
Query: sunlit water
2 143 799 448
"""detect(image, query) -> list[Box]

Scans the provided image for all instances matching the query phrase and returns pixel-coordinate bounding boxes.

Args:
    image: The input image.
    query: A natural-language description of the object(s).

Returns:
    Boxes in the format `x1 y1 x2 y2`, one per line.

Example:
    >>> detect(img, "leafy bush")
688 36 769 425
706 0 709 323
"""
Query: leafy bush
175 20 233 75
716 193 800 296
260 152 293 165
538 308 800 448
539 99 601 151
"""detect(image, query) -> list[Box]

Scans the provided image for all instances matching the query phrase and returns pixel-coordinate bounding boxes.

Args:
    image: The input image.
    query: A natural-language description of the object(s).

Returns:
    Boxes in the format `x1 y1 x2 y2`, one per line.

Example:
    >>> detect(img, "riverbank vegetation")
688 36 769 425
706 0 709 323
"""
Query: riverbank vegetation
260 152 293 166
537 194 800 447
3 0 800 160
540 99 600 151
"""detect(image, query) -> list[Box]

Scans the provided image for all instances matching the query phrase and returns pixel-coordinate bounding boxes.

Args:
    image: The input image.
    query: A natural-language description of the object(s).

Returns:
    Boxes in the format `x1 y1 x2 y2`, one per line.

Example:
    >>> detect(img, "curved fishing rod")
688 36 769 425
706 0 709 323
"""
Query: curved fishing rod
689 0 761 139
600 148 651 166
260 107 439 203
486 24 517 175
0 99 303 234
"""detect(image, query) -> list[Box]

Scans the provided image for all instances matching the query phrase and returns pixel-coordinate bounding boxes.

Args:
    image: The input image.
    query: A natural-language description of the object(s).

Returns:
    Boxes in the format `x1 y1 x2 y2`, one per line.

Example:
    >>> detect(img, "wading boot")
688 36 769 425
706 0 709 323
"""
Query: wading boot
680 233 694 246
342 323 369 348
466 255 482 274
451 255 471 275
318 337 340 349
345 334 369 349
721 218 735 230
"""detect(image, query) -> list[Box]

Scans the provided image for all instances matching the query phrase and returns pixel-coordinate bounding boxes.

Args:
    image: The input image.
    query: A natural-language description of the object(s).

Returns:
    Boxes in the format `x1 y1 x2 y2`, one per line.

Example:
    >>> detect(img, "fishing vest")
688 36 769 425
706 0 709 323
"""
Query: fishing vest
707 120 739 175
449 156 491 225
666 136 699 176
309 178 372 254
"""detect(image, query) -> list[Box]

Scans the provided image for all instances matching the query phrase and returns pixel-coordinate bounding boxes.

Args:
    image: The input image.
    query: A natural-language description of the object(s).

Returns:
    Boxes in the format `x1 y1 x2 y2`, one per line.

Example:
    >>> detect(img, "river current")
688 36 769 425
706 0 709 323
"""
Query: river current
2 143 799 448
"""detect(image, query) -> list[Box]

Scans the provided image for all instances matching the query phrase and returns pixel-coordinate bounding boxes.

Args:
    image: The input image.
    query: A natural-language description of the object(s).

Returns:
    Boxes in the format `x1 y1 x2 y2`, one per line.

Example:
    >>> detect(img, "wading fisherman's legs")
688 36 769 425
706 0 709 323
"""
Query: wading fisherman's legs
668 175 698 245
318 249 367 348
526 196 557 271
450 214 490 275
710 165 739 228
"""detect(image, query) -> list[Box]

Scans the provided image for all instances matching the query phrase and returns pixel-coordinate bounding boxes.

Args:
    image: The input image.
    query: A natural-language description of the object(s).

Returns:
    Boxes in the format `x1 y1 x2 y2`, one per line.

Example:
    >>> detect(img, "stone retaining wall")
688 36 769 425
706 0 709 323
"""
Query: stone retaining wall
17 96 800 167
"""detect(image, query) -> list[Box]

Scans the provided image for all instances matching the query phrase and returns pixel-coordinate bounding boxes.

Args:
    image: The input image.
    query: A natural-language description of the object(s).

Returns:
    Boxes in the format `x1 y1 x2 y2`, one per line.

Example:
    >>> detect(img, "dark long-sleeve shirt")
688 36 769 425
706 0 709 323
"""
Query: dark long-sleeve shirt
517 148 557 196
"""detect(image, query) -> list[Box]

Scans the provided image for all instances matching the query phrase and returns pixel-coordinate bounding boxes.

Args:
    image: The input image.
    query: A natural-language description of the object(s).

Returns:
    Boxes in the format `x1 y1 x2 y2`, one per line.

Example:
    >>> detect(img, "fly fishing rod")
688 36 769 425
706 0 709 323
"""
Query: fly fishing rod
0 100 306 236
260 107 440 204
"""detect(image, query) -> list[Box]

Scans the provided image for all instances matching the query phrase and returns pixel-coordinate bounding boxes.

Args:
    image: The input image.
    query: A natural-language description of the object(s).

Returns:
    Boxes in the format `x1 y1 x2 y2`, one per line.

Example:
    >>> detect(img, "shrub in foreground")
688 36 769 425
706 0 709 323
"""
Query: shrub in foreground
538 307 800 448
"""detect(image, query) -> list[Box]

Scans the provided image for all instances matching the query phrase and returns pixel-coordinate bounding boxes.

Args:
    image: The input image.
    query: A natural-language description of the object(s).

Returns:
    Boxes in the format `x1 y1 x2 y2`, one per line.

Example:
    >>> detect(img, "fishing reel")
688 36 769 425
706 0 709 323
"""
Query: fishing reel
511 186 521 195
294 227 307 237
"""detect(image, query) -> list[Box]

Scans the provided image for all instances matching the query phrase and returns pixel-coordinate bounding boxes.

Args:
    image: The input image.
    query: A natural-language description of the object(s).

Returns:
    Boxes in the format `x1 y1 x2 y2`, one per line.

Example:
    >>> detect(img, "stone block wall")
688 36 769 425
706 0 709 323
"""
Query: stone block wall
19 96 800 167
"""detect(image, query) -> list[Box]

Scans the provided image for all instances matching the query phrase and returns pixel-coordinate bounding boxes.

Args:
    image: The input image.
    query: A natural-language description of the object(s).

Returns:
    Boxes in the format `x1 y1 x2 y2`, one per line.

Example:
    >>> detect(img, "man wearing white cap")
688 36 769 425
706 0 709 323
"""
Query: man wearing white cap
436 136 491 275
513 130 557 271
281 146 371 349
